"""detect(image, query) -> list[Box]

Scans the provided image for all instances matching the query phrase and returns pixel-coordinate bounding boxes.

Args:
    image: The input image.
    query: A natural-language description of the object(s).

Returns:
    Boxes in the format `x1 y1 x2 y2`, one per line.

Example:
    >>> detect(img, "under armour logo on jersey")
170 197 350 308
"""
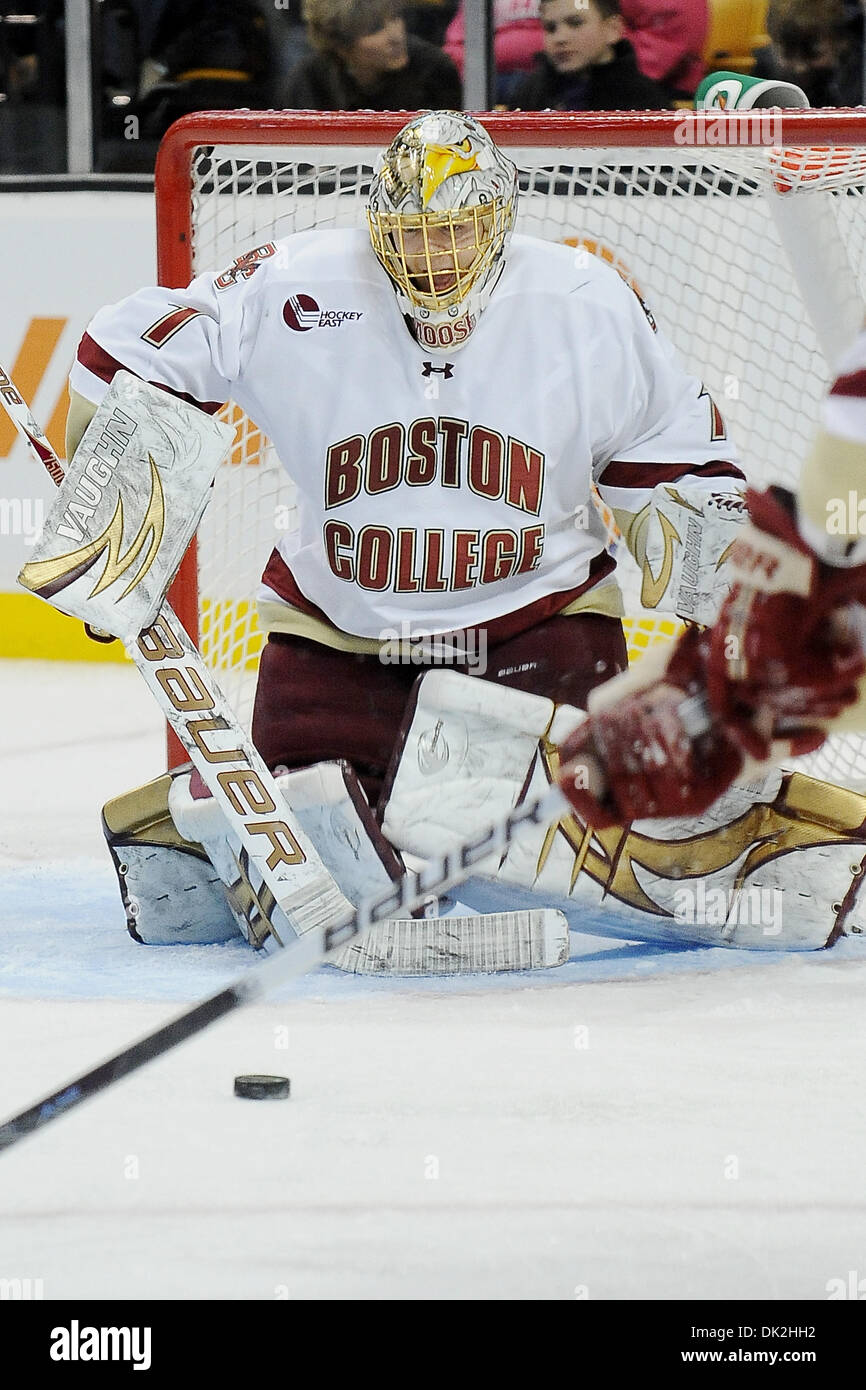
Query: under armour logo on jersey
421 362 455 378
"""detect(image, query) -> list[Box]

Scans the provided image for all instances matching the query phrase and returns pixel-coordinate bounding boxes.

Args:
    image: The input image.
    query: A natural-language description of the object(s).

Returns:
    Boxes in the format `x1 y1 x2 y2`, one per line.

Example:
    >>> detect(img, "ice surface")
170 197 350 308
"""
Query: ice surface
1 659 865 1300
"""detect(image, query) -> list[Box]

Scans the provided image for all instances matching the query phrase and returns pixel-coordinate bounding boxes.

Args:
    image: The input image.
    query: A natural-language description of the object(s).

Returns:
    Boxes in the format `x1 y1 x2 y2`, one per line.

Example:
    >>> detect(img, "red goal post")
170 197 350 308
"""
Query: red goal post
155 109 866 784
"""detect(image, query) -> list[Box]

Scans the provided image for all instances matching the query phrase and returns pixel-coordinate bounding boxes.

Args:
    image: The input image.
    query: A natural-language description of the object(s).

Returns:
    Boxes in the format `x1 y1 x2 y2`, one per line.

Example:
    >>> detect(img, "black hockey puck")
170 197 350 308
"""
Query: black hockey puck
233 1074 290 1100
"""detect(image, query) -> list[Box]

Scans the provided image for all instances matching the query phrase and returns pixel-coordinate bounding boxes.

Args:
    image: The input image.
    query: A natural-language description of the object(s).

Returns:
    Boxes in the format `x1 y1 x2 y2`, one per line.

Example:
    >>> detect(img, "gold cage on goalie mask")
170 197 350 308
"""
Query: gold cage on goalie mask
367 201 512 313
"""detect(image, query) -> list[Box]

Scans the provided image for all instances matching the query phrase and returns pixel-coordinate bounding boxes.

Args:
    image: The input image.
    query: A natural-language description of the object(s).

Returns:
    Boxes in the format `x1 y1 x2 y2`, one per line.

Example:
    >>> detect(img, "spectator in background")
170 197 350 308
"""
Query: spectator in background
278 0 462 110
444 0 544 103
134 0 272 138
755 0 864 108
512 0 669 110
620 0 708 102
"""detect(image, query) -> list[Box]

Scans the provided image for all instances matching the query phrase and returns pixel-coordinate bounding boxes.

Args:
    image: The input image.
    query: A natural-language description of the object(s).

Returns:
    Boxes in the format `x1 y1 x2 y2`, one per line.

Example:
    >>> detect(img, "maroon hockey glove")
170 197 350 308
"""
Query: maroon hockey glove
556 485 866 829
706 486 866 761
556 626 749 827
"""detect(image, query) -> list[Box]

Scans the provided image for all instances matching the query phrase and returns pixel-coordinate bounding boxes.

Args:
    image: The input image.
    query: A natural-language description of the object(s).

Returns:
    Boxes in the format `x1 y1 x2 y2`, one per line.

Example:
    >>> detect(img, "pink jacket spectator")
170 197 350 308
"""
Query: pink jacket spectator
620 0 709 97
444 0 543 79
446 0 708 96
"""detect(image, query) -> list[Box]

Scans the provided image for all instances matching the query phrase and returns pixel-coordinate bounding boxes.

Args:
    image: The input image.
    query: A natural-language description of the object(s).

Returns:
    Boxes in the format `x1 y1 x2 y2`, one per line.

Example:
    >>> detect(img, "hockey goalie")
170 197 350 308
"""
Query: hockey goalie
61 110 866 970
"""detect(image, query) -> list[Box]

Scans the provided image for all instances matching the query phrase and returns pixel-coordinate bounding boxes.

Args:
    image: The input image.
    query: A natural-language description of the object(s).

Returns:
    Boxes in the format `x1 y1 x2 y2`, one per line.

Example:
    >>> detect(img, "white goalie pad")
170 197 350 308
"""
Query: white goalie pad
498 733 866 951
118 756 567 975
18 371 234 641
382 671 866 952
168 760 401 950
641 477 747 626
380 668 559 870
103 767 242 946
106 760 400 950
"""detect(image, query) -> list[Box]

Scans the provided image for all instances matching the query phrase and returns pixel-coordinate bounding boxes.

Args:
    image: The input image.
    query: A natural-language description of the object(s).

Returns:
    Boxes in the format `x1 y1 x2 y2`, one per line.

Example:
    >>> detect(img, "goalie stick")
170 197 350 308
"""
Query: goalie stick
0 781 567 1153
0 362 353 950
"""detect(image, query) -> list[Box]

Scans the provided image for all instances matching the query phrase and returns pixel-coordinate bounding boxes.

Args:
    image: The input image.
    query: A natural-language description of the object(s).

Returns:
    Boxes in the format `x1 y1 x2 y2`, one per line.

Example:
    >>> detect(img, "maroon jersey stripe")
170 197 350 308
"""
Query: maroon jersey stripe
76 332 224 415
260 547 617 645
77 332 130 384
598 459 744 489
141 306 202 347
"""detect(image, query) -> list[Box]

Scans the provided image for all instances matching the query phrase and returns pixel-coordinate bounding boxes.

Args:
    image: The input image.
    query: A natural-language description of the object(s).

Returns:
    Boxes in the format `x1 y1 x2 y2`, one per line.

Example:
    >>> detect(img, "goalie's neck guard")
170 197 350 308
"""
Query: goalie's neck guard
367 111 518 355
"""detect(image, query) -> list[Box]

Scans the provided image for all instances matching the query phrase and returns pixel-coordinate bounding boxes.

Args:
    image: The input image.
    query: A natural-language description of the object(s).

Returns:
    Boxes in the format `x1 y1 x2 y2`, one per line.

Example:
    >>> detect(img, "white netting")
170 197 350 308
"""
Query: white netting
171 135 866 787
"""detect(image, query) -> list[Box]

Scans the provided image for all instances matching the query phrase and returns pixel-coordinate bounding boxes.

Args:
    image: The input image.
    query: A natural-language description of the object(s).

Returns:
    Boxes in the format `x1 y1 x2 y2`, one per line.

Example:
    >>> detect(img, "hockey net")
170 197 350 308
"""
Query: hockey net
157 111 866 787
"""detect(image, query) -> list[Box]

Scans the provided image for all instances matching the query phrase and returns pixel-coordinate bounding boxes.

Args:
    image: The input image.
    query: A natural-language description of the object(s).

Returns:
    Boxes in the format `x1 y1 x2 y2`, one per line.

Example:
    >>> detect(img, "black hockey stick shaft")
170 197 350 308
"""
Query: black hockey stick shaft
0 988 242 1151
0 783 567 1153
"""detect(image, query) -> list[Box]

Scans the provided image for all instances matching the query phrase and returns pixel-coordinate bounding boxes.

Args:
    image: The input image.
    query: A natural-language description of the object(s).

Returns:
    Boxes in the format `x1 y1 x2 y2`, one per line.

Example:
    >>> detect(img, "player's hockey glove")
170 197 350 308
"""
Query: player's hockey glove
706 486 866 761
555 486 866 828
556 626 746 826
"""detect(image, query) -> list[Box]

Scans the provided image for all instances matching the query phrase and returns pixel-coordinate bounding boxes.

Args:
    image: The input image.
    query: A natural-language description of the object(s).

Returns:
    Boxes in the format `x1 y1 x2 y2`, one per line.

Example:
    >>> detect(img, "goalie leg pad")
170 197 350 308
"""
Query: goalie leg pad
102 767 240 945
105 760 404 948
379 667 563 866
380 671 866 951
170 760 559 973
170 759 403 919
507 752 866 951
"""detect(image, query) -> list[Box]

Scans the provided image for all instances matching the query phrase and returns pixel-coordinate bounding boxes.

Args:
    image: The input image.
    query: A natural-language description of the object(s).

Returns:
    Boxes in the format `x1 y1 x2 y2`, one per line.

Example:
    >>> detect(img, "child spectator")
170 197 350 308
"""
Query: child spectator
512 0 669 110
278 0 462 110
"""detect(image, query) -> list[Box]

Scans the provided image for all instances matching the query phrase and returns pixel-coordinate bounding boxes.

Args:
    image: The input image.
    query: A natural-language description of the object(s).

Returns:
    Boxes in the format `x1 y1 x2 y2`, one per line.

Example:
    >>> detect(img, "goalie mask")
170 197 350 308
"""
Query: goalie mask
367 111 519 354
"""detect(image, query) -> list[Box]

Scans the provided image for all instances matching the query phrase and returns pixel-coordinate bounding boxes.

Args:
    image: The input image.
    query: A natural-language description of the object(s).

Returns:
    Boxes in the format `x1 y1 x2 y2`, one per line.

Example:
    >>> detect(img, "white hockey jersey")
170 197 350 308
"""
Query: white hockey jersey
70 228 742 640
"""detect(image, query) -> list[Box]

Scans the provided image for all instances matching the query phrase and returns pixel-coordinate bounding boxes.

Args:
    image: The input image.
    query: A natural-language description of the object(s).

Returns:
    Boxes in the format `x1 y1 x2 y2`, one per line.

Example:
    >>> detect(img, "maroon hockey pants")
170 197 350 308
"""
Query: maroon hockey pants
251 613 628 807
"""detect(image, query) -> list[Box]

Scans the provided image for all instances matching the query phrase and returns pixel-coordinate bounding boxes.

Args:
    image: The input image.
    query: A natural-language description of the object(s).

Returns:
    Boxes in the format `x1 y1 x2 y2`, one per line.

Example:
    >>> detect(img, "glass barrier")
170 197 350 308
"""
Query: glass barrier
0 0 482 179
0 6 66 173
